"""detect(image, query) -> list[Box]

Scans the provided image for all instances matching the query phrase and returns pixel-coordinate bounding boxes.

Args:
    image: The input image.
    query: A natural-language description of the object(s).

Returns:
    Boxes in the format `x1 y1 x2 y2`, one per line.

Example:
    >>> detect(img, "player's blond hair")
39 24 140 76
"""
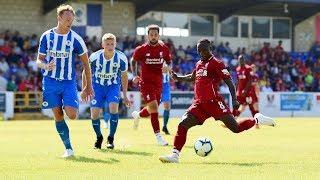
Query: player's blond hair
102 33 116 42
57 4 75 16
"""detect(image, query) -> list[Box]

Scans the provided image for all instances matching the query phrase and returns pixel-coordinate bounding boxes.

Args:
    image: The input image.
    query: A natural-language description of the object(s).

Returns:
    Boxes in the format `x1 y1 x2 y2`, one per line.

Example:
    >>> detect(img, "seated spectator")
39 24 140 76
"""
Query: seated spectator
261 81 273 92
0 56 9 75
0 70 8 91
6 75 17 91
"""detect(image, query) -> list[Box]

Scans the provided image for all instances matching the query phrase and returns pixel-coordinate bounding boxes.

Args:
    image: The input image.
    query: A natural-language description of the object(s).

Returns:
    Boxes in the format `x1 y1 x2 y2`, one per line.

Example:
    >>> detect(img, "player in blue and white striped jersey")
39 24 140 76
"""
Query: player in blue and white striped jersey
161 71 171 135
36 4 93 158
87 33 131 149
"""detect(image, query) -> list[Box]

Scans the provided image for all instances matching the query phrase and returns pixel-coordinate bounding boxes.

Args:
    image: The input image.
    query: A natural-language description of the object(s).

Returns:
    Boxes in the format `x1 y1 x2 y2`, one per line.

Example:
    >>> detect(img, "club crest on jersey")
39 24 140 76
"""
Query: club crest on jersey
42 101 48 107
91 99 97 105
159 52 163 58
66 40 72 46
146 53 150 57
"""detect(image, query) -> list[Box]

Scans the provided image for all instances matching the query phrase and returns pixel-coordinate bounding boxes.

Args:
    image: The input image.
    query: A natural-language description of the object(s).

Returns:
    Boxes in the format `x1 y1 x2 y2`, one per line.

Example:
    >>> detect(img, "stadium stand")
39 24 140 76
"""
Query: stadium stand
1 30 319 95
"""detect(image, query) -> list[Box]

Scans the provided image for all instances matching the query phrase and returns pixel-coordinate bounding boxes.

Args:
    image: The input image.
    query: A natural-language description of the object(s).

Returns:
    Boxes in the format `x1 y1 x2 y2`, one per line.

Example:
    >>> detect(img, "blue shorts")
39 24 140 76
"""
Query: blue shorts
90 83 120 108
161 83 171 103
42 77 79 109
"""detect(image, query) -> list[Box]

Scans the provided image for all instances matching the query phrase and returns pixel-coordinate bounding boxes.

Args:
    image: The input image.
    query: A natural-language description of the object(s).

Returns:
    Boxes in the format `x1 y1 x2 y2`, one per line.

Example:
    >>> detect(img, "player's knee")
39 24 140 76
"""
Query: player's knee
178 113 198 130
67 113 77 120
109 109 118 114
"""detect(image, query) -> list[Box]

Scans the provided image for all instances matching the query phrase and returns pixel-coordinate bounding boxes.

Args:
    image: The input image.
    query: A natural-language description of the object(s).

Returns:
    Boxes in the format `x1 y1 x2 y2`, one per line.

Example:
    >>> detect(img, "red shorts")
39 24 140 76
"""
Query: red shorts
140 84 162 104
237 92 258 105
187 97 231 124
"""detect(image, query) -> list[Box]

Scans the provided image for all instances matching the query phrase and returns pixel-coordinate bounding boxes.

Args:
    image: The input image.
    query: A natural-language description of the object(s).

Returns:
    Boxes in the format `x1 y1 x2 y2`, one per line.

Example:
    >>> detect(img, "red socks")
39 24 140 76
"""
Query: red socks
150 113 160 133
173 125 188 152
238 119 256 132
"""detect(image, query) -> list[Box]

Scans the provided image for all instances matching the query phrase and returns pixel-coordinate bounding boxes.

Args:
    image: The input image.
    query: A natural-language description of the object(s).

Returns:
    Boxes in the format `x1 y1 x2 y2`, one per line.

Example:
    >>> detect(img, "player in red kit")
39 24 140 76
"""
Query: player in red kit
159 39 275 163
233 56 261 123
131 24 171 146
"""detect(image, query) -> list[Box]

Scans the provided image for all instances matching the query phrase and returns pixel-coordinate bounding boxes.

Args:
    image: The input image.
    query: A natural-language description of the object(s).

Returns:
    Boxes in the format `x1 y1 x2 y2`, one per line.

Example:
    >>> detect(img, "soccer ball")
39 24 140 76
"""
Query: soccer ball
194 137 213 157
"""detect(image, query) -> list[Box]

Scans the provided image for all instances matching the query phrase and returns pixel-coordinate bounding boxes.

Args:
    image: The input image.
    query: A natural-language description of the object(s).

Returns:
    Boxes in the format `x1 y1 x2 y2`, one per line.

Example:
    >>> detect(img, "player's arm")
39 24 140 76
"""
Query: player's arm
120 54 131 107
36 54 55 70
224 78 240 109
131 57 138 77
36 33 55 70
121 71 131 107
79 54 94 101
162 45 172 72
171 70 195 82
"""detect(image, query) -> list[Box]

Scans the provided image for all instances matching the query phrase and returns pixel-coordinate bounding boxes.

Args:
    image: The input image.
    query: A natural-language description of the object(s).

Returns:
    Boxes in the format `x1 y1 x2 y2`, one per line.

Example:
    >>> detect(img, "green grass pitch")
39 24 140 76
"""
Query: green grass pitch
0 118 319 179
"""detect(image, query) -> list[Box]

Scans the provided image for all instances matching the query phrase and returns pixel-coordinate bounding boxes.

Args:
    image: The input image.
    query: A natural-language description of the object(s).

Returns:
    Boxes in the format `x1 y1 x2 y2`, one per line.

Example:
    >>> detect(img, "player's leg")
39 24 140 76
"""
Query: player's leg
161 83 171 135
105 85 121 149
43 78 73 157
219 114 256 133
62 81 79 120
106 102 119 149
147 99 168 146
132 106 150 129
159 112 201 163
91 108 103 149
52 107 74 157
249 101 260 129
103 102 110 129
89 83 105 149
162 102 171 135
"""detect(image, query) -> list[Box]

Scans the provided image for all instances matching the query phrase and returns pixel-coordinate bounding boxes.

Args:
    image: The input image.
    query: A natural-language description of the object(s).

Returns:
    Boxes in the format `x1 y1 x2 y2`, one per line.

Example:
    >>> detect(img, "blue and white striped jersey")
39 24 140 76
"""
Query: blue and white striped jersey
163 72 170 84
90 49 128 86
38 28 87 80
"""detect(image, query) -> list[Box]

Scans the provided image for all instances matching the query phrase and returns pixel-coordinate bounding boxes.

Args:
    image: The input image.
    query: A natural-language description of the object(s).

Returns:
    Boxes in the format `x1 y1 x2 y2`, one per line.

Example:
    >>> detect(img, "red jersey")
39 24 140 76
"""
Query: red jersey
236 65 253 94
194 56 231 102
132 43 171 86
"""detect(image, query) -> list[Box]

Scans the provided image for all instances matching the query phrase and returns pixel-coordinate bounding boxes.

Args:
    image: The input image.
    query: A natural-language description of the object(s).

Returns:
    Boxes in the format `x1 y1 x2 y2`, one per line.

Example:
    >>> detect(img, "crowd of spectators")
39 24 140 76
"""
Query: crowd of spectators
1 29 320 93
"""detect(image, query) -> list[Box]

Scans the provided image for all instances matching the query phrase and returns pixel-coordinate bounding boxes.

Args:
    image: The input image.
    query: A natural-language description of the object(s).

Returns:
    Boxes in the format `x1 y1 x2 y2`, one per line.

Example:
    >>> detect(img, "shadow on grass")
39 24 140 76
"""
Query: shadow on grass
100 149 152 157
64 156 119 164
184 161 282 167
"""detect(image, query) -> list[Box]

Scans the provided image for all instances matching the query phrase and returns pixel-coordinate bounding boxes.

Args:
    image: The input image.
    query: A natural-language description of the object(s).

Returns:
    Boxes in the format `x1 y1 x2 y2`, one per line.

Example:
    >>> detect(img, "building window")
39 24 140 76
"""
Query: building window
252 17 270 38
221 16 238 37
241 22 248 38
136 12 162 35
163 12 189 36
190 15 214 36
273 19 290 39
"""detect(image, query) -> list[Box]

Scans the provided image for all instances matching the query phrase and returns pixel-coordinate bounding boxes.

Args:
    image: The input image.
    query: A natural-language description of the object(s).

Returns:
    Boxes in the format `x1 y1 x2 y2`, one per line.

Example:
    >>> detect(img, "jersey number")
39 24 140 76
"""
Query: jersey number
218 101 225 110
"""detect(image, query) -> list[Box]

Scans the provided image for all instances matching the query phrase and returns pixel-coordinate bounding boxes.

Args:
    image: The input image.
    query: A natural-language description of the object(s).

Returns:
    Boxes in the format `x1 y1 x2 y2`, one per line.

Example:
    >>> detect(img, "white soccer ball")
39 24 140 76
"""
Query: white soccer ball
194 137 213 157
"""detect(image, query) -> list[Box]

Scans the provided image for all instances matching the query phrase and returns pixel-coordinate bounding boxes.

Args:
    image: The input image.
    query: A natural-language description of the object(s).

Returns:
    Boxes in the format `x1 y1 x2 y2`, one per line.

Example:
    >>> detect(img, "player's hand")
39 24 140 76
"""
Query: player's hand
170 70 178 81
232 99 240 110
132 76 141 84
81 85 94 103
162 64 170 73
44 60 56 71
123 96 132 107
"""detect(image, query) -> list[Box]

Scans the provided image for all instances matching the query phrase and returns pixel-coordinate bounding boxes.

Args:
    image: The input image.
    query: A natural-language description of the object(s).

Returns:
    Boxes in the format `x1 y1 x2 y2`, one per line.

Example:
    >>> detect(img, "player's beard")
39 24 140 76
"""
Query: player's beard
149 39 158 45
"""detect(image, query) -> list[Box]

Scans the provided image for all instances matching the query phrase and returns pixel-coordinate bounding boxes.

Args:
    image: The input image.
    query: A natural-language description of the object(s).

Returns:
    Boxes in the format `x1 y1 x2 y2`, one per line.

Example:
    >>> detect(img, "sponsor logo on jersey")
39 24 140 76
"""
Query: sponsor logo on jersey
48 50 69 58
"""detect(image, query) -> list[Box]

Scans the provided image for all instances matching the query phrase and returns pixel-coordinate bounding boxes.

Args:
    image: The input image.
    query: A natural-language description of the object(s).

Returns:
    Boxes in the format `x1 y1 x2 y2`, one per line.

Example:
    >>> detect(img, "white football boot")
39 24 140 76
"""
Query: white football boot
62 149 74 158
156 133 168 146
254 113 276 126
159 150 179 163
132 111 140 130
